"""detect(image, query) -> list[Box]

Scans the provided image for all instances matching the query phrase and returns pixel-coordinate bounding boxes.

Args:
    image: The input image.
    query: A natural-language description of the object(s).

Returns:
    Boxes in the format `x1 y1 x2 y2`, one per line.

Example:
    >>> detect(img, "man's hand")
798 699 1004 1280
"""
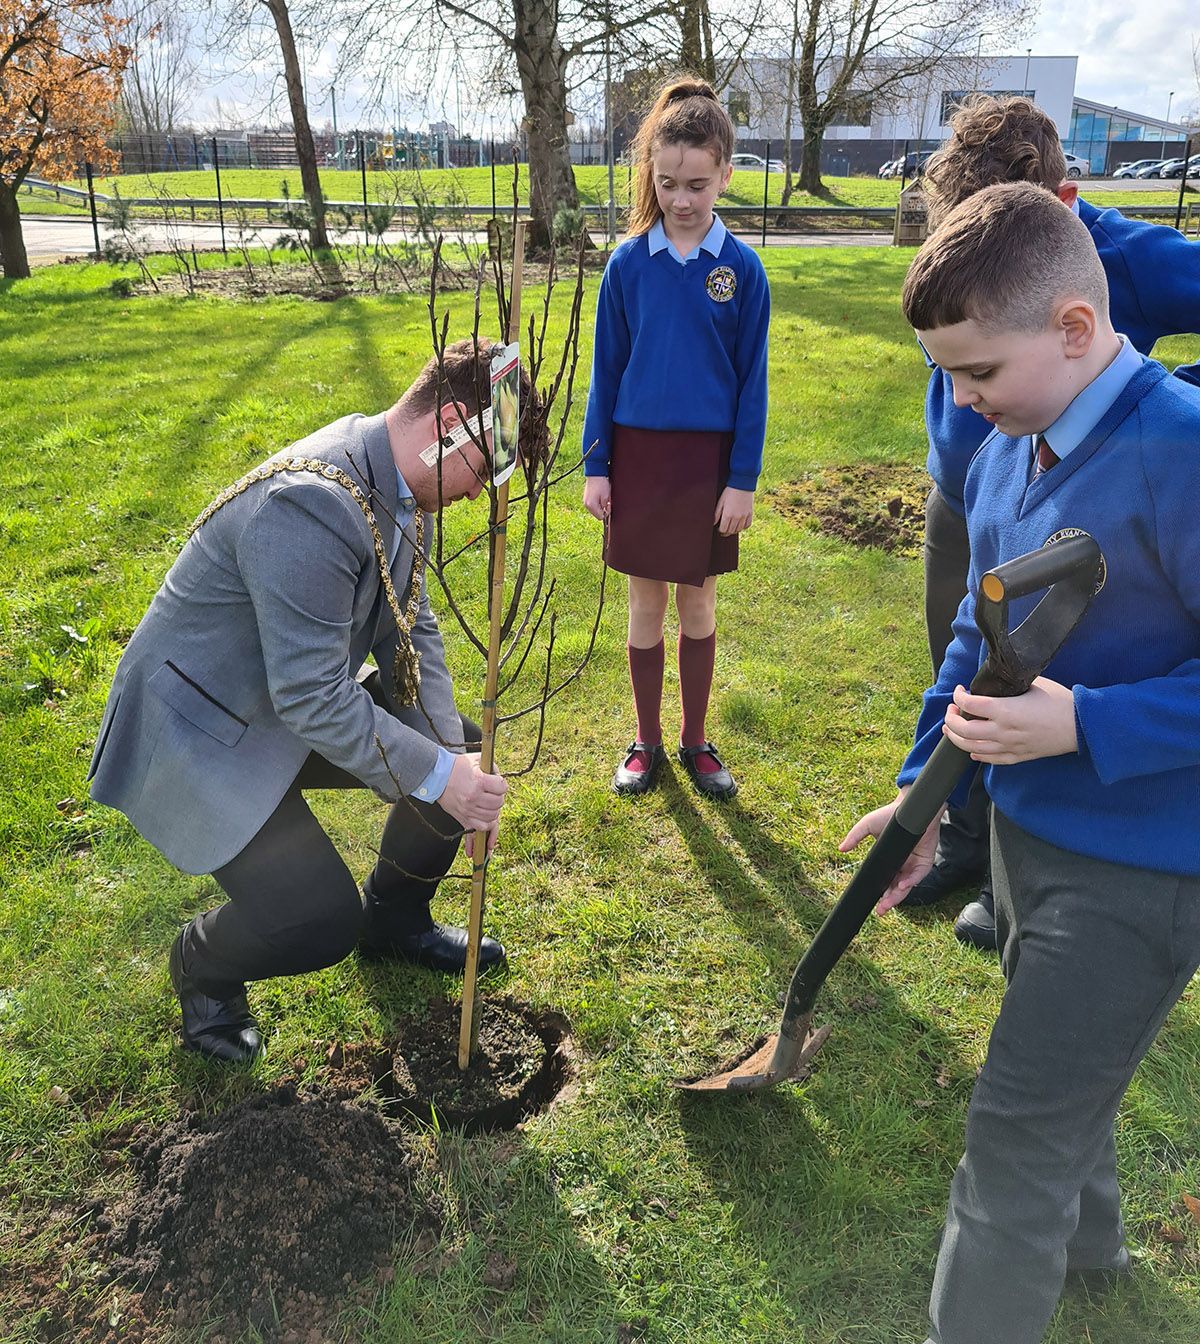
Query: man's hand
714 486 754 536
439 752 508 858
942 677 1078 765
840 788 941 913
583 476 612 521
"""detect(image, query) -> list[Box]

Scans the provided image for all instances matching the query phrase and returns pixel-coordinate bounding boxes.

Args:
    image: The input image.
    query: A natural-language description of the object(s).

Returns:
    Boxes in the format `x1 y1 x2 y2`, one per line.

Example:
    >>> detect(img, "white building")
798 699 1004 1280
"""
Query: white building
724 55 1189 175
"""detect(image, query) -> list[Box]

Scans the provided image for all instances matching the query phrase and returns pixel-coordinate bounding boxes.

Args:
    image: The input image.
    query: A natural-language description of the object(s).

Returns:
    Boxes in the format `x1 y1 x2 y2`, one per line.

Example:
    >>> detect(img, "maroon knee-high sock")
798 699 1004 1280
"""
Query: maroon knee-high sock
627 640 664 769
679 630 719 772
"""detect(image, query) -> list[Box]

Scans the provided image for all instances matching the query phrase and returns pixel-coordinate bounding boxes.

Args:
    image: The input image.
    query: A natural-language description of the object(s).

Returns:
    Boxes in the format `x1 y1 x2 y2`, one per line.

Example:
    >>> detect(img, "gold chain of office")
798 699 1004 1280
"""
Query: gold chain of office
186 456 425 706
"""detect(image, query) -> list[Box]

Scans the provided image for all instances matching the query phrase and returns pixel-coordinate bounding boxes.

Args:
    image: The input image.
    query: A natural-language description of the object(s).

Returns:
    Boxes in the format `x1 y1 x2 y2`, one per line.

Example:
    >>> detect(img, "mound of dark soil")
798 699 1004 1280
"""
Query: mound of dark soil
99 1086 437 1340
769 463 928 557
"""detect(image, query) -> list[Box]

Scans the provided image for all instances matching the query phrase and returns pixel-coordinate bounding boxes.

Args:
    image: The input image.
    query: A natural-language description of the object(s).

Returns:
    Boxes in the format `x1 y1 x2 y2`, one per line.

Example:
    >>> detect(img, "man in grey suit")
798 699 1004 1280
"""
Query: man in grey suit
89 339 521 1063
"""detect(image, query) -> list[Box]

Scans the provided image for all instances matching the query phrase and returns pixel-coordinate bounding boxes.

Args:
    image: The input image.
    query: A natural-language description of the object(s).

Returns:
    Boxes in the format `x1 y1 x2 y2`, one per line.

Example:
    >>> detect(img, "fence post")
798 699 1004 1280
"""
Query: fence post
213 137 227 257
490 140 497 217
359 131 369 236
1175 134 1194 231
900 138 911 192
761 140 771 248
84 162 101 259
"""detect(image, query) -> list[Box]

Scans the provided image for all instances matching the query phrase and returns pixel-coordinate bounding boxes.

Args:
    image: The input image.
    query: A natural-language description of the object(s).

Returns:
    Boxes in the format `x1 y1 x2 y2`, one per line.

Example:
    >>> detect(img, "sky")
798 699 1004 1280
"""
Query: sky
1027 0 1198 121
187 1 1200 133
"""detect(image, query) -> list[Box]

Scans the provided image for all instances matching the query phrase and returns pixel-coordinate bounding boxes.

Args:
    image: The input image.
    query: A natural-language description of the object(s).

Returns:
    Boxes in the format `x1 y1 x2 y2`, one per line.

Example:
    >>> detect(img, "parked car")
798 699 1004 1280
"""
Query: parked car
1113 158 1162 179
1061 151 1090 179
881 150 934 179
1134 160 1172 177
877 156 902 178
731 152 785 173
1163 154 1200 179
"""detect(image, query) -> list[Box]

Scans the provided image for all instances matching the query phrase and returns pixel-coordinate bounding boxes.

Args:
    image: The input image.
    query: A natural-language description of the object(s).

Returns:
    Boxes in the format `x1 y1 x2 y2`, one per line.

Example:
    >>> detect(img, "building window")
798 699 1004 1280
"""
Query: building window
828 90 874 127
940 89 1034 124
727 91 750 128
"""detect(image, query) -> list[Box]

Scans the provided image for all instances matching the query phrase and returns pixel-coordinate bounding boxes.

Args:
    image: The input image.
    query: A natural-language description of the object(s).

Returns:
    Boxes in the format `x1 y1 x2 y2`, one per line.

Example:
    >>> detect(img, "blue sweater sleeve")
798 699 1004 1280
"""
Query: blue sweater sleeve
728 252 770 491
1092 207 1200 344
581 253 630 477
1073 438 1200 784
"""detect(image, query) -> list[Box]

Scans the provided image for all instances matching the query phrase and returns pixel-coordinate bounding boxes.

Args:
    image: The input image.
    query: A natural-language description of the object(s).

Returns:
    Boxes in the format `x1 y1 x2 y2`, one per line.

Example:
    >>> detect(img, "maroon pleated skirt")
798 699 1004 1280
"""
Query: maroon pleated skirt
604 425 739 587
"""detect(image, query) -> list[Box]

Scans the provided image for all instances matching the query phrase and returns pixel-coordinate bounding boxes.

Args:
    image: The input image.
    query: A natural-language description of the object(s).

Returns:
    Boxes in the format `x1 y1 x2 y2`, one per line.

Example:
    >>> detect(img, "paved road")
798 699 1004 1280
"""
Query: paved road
19 214 891 263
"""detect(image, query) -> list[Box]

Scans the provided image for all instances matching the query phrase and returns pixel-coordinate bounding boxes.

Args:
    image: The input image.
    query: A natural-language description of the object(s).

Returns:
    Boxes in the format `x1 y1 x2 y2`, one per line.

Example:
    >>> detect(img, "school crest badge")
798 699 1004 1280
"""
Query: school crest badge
705 265 737 303
1044 528 1106 594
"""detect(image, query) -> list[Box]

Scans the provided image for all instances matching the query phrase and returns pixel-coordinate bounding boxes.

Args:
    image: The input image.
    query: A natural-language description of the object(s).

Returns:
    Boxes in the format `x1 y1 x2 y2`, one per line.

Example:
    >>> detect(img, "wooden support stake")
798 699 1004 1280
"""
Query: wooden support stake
458 218 527 1071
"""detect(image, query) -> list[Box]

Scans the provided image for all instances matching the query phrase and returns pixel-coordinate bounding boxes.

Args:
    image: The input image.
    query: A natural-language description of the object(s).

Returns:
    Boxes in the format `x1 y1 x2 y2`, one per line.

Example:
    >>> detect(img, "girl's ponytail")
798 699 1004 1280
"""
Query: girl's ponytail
628 75 735 236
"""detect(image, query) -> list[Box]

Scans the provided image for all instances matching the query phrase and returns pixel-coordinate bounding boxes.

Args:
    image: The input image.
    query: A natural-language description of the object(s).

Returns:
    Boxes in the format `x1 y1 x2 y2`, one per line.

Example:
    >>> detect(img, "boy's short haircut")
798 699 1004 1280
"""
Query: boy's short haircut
924 95 1067 225
902 182 1110 334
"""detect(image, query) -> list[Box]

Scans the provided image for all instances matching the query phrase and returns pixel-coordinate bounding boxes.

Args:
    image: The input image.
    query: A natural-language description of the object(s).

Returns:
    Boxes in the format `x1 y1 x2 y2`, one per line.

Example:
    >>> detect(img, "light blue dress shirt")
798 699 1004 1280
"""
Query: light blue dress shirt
647 213 728 266
1033 334 1141 470
393 467 455 805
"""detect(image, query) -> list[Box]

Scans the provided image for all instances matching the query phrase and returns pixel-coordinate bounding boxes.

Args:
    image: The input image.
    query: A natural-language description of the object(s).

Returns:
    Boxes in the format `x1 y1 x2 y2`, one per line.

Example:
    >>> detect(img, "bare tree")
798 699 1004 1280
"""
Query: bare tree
735 0 1033 196
112 0 198 134
197 0 330 250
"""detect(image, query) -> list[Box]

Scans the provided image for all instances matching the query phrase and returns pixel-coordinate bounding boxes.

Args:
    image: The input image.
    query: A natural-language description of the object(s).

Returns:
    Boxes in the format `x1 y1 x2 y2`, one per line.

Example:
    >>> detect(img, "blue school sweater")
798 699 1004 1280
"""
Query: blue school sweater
898 356 1200 877
581 221 770 491
924 198 1200 514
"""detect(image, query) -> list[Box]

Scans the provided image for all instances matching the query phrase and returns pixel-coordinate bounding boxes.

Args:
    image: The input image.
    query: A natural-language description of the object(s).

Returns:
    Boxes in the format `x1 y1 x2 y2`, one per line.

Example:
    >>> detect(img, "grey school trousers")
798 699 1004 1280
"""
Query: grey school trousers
925 811 1200 1344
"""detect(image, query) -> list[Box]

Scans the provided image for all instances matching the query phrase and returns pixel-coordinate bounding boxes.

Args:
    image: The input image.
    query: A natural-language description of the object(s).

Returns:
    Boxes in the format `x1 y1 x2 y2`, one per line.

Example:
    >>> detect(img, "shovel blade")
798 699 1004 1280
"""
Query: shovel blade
673 1023 832 1093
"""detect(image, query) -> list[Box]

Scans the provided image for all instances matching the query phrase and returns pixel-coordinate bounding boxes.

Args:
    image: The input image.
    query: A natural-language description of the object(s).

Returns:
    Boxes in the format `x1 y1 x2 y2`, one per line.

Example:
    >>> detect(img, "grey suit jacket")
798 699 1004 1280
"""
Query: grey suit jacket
88 412 461 875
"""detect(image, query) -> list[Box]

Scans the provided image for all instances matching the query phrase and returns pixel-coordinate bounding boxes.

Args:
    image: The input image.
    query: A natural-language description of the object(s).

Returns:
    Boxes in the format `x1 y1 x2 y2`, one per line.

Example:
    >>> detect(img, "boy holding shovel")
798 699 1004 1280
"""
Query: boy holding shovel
843 182 1200 1343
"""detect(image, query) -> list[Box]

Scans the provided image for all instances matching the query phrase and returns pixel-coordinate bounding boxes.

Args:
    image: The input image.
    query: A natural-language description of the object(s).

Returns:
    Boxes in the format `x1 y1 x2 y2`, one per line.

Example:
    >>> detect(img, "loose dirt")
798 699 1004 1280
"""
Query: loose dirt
769 463 929 557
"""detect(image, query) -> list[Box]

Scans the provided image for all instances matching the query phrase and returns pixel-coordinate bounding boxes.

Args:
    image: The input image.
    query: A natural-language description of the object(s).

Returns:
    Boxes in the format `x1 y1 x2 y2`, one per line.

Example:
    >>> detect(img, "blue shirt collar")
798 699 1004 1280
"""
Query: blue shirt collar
648 213 727 265
390 467 416 566
1035 335 1143 465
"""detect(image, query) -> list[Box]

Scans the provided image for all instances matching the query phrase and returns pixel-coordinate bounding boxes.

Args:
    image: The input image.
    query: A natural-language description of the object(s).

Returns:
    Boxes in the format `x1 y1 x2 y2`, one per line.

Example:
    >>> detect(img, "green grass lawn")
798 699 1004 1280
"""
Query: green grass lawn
19 165 1196 218
2 250 1200 1343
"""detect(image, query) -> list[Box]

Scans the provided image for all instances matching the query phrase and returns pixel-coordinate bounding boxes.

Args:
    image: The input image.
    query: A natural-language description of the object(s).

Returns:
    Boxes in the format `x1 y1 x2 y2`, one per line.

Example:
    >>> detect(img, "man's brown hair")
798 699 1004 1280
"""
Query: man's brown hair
923 95 1067 226
901 182 1109 334
400 337 547 466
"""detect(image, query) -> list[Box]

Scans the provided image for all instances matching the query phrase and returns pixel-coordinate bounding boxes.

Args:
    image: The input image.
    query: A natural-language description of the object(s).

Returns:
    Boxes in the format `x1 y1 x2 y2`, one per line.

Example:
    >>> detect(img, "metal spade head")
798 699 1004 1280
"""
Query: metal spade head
673 1018 832 1093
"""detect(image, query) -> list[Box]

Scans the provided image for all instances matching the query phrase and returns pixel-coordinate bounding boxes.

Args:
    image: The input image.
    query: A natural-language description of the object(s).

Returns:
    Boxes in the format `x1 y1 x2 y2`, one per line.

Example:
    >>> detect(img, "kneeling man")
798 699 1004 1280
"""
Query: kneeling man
90 339 521 1063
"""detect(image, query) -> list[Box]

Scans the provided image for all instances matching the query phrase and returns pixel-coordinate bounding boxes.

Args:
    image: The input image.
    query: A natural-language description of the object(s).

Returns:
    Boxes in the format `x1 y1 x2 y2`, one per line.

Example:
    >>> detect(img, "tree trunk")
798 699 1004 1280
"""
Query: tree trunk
512 0 579 251
780 0 801 206
262 0 329 251
797 127 825 195
0 183 31 280
679 0 716 82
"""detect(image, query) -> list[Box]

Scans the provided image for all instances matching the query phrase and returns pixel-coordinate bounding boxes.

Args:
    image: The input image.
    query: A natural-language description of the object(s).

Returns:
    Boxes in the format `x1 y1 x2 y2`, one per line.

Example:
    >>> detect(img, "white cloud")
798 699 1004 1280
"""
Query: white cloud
1031 0 1199 119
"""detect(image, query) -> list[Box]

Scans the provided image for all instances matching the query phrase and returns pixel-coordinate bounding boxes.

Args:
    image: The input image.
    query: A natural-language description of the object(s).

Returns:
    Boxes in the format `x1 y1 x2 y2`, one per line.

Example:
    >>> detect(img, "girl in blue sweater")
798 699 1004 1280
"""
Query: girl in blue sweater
581 78 770 800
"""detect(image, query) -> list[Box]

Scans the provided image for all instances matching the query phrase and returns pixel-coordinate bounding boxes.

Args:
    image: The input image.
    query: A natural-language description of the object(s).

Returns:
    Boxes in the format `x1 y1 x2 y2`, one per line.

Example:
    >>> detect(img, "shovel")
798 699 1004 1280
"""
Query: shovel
676 531 1105 1093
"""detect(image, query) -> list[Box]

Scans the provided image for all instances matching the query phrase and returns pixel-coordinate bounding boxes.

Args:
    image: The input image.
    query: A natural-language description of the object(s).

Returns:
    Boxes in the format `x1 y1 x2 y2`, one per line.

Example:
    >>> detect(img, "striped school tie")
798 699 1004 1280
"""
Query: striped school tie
1035 435 1059 475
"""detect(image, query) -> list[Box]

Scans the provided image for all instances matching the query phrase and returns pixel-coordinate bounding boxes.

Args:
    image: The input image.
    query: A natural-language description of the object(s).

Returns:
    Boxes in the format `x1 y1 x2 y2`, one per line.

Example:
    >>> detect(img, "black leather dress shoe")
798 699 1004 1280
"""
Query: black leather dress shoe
612 742 666 796
360 920 506 974
904 859 986 908
169 930 263 1064
954 885 998 952
678 742 737 800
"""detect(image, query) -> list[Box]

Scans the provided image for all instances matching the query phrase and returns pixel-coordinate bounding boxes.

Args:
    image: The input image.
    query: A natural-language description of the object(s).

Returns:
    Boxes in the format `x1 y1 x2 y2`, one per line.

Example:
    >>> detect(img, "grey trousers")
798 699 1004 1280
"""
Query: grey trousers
924 486 990 875
926 811 1200 1344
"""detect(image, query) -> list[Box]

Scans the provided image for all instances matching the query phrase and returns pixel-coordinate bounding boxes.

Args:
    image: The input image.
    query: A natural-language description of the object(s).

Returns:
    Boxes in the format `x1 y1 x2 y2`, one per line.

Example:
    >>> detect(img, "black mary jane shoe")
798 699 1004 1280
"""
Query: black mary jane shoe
169 930 263 1064
903 858 987 908
678 741 738 801
611 741 666 796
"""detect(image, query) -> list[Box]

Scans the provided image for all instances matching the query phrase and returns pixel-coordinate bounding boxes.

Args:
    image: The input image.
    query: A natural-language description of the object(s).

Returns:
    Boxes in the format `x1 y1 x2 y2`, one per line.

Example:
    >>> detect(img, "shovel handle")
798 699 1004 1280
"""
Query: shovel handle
765 533 1105 1070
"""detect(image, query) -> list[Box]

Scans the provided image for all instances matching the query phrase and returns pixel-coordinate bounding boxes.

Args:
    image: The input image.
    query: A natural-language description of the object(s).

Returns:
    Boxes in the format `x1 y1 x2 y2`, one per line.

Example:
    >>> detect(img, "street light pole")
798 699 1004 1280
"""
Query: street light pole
1023 49 1032 97
1167 91 1175 122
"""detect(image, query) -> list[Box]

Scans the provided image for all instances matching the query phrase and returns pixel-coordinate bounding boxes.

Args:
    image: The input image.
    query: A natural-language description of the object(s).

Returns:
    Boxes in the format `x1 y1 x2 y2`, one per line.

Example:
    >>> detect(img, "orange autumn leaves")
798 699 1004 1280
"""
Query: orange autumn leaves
0 1 131 189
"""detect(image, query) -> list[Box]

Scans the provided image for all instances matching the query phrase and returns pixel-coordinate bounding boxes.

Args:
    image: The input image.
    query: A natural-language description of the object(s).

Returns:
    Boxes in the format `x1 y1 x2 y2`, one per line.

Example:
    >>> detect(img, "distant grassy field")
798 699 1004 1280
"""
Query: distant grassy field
18 164 1196 220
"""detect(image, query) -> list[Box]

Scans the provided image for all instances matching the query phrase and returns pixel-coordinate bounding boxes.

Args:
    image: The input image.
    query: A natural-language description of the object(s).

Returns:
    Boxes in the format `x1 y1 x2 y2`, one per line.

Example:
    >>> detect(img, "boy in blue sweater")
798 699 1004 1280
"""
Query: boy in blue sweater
843 181 1200 1344
910 96 1200 949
